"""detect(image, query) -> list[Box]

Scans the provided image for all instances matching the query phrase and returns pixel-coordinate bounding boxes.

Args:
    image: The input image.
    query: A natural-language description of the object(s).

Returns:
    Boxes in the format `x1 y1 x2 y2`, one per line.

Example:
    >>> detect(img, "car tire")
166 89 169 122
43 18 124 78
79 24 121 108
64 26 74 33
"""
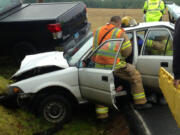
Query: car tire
38 95 72 124
13 42 37 65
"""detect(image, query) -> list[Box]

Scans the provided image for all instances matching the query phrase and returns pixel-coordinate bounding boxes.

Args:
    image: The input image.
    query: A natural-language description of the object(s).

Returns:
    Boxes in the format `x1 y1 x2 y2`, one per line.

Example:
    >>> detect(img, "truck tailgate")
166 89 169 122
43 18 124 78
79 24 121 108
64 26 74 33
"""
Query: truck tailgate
1 2 80 22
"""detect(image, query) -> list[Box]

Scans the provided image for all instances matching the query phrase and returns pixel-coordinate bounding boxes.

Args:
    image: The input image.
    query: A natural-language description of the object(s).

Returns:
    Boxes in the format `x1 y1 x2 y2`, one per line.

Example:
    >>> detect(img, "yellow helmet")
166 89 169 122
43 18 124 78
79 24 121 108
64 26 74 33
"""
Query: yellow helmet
121 16 137 27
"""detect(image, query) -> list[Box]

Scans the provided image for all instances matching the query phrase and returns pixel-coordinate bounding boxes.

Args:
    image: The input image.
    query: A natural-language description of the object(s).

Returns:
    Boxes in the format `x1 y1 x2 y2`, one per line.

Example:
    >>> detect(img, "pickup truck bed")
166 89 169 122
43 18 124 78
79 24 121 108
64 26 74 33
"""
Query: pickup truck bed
1 2 82 22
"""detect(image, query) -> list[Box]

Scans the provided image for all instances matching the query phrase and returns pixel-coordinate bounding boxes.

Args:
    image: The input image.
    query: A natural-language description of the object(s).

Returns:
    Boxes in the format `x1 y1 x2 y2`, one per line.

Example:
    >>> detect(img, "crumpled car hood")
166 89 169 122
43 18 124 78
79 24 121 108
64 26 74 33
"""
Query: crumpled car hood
12 51 69 77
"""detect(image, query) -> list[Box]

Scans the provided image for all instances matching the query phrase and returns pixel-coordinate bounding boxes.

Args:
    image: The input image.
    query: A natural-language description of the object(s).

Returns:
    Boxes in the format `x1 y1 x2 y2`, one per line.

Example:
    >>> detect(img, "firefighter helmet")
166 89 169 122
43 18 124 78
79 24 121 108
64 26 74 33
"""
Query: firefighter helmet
121 16 137 27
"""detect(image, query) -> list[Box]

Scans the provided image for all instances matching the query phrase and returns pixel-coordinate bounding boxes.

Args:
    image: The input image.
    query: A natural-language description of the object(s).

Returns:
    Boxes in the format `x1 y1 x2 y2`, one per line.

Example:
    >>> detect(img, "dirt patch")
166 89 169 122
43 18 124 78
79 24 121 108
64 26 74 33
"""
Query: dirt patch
74 103 130 135
104 110 130 135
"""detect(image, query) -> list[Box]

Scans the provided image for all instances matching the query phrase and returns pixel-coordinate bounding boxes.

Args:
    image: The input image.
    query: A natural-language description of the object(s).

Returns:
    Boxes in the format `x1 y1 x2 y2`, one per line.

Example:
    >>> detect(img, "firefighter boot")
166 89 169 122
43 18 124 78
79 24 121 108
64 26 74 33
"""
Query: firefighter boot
96 105 109 123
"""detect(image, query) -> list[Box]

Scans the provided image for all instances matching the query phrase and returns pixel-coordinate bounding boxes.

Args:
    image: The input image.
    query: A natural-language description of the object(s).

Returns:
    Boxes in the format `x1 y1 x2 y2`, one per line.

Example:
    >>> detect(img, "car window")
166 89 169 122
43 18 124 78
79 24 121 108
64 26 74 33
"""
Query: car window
68 37 93 66
143 29 173 56
64 32 93 59
126 32 133 39
126 32 133 44
90 40 123 70
164 36 173 56
0 0 21 14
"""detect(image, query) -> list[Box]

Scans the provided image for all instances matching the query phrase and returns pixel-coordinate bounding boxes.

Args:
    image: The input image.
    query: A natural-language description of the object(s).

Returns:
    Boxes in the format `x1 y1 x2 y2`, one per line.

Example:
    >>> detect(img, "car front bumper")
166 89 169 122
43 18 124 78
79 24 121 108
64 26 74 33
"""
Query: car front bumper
1 86 34 107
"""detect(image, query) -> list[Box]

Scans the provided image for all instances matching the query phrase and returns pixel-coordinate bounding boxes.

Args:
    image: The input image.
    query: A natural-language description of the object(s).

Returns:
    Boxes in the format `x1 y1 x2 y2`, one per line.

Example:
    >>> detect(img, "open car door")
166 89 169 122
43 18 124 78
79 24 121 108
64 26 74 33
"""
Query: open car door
136 28 173 89
78 39 125 109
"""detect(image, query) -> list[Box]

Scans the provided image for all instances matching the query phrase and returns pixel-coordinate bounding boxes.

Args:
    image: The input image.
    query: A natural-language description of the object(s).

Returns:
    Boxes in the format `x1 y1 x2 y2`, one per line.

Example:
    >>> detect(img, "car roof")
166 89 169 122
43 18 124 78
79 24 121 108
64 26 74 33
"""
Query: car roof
124 21 174 31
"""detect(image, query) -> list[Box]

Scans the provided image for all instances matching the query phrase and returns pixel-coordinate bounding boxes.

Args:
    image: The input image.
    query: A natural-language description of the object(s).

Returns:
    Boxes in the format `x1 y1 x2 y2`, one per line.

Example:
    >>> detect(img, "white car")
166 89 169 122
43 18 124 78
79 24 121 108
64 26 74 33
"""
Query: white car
7 21 174 124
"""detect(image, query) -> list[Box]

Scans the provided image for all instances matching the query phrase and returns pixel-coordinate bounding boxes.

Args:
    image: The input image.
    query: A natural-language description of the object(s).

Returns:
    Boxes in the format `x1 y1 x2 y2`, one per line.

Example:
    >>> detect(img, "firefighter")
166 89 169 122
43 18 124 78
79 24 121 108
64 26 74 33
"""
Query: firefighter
121 16 137 27
121 16 144 54
93 16 152 121
143 0 165 22
146 36 173 55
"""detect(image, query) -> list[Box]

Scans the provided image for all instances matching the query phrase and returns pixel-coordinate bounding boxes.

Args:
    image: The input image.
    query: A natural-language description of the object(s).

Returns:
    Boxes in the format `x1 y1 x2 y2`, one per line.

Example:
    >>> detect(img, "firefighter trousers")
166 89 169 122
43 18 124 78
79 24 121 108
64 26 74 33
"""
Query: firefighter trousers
114 63 147 104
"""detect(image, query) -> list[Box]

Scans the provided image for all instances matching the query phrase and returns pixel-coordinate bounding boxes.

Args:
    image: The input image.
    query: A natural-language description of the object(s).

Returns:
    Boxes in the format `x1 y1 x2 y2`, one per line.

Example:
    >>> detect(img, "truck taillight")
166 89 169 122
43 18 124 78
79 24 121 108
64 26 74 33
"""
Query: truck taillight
47 23 62 39
47 23 62 33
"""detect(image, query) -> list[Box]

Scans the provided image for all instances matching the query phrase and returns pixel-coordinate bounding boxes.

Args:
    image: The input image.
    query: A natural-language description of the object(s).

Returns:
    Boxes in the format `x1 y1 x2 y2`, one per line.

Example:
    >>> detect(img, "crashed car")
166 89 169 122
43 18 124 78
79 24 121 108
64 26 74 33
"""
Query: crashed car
6 21 174 124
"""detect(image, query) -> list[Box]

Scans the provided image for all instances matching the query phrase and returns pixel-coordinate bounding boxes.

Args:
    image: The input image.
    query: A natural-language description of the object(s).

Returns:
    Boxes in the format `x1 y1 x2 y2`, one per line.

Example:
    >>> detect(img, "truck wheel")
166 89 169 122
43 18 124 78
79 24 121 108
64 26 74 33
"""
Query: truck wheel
38 95 72 124
13 42 37 65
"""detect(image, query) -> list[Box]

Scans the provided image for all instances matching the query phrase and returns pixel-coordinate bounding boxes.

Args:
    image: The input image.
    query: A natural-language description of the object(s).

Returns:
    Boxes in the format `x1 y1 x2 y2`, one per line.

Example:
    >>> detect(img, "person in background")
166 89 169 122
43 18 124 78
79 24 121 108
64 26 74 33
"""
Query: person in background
143 0 165 22
173 17 180 88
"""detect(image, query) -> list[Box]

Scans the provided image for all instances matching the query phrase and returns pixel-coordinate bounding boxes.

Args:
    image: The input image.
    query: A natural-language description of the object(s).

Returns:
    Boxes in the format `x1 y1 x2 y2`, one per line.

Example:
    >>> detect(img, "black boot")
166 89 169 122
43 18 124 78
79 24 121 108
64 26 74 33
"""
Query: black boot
134 103 152 110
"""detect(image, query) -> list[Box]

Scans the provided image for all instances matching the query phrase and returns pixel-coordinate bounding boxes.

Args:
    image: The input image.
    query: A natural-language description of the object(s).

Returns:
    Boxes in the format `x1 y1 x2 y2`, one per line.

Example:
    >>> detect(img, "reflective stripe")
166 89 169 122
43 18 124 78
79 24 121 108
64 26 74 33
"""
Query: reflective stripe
95 61 126 69
96 107 109 114
147 9 161 12
95 63 112 69
97 49 117 57
147 40 153 47
115 61 126 69
111 29 119 38
121 40 131 50
109 29 121 50
147 0 161 11
133 92 145 100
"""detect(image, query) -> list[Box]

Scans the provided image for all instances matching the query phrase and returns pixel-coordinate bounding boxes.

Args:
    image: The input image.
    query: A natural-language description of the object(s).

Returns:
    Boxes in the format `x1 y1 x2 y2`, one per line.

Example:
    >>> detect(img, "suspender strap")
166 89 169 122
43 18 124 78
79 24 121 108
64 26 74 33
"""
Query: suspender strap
99 27 116 45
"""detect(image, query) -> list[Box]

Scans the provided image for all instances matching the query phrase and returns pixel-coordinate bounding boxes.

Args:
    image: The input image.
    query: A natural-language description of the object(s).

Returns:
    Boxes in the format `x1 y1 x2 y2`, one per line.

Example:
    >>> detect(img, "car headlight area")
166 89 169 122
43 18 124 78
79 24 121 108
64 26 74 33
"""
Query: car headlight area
6 86 33 107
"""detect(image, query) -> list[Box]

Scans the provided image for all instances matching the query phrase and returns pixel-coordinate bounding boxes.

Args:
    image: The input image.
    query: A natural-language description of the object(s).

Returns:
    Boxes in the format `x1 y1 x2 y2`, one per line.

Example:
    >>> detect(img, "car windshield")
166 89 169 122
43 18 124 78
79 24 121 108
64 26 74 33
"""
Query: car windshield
68 37 93 66
0 0 21 14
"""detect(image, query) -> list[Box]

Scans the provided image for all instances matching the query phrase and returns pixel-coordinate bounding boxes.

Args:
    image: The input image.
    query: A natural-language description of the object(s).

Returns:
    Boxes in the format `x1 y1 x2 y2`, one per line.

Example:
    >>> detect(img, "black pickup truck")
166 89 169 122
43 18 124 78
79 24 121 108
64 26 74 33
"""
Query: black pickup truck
0 0 89 64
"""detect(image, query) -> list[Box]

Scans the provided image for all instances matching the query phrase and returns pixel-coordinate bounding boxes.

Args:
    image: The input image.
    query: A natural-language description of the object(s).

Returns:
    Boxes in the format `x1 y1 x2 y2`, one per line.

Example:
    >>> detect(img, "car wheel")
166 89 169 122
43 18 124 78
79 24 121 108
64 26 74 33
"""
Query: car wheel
13 42 37 65
38 95 72 124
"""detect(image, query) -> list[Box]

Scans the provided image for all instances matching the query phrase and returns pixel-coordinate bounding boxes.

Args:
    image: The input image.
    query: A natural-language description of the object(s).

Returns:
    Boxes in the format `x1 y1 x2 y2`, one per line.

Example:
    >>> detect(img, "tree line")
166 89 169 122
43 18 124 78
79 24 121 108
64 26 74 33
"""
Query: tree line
23 0 180 9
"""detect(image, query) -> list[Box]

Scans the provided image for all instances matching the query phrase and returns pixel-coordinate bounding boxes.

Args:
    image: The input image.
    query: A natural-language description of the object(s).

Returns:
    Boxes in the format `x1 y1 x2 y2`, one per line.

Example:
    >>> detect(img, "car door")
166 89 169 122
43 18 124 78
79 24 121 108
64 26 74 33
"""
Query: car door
78 39 125 108
136 28 173 89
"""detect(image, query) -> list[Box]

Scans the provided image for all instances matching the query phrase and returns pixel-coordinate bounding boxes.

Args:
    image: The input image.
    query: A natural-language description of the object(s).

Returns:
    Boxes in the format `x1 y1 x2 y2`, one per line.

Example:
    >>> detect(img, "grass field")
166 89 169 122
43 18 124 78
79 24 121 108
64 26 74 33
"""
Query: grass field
0 8 170 135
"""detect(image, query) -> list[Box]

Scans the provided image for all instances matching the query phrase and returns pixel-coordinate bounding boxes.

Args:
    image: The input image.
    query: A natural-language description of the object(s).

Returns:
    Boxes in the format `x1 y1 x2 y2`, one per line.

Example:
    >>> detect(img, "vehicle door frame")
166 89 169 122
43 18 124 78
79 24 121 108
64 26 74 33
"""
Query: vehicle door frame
136 27 173 89
78 38 125 109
